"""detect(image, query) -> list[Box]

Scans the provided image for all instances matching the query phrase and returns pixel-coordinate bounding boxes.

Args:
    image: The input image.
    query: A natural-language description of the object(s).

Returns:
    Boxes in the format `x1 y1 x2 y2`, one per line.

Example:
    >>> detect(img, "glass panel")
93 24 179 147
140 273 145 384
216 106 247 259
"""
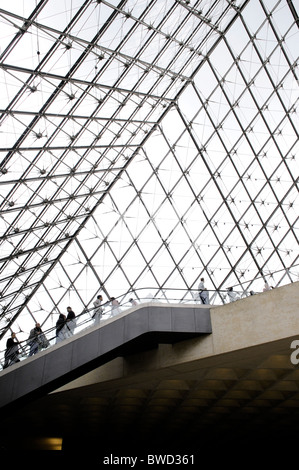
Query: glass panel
0 0 298 360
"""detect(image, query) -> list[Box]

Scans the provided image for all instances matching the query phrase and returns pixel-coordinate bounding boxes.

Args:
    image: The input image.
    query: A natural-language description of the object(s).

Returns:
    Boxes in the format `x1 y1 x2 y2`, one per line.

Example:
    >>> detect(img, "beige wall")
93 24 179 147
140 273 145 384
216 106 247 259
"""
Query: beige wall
210 281 299 355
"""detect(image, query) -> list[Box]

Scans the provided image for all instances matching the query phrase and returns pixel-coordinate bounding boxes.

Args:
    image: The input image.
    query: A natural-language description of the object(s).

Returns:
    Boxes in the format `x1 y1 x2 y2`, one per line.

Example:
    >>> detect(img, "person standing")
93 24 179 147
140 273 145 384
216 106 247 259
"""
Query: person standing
226 287 237 302
65 306 76 337
27 323 42 356
27 322 49 355
198 277 209 304
110 297 121 316
263 282 270 292
56 314 67 343
3 332 20 369
93 295 104 324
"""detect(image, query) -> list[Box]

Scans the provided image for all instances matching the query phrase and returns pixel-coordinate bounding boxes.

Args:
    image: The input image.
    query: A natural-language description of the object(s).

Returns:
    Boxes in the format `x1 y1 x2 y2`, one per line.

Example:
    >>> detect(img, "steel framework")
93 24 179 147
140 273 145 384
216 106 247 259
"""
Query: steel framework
0 0 298 350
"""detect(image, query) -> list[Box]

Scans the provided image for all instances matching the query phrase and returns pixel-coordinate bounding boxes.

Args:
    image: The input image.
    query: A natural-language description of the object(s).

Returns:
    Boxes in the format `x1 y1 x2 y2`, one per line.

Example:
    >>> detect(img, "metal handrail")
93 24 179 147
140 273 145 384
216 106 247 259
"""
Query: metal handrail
0 282 286 369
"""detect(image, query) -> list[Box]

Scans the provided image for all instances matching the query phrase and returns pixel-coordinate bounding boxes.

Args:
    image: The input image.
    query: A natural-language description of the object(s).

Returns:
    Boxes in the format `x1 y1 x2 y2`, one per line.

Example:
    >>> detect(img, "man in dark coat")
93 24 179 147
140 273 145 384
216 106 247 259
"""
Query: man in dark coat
3 332 20 369
65 306 76 337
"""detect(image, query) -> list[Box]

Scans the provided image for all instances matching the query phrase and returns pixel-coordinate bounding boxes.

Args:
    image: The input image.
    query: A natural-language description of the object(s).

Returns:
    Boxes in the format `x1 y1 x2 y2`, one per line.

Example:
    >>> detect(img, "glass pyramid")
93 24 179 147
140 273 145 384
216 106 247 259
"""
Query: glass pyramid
0 0 298 353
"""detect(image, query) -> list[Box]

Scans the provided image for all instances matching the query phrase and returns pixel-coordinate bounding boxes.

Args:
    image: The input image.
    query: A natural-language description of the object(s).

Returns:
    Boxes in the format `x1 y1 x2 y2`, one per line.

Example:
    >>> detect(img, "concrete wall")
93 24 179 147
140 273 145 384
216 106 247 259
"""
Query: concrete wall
210 281 299 355
155 281 299 367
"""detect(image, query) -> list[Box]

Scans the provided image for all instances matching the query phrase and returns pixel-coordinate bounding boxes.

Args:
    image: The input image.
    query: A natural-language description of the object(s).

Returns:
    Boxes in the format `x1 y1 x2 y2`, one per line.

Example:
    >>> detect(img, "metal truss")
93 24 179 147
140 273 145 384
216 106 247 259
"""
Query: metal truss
0 0 298 349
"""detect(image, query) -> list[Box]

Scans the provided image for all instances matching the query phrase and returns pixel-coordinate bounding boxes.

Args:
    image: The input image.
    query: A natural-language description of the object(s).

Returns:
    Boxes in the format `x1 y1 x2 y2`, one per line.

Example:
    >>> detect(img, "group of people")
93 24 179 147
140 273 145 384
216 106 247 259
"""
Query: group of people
92 295 133 323
56 307 77 343
3 322 50 369
55 295 127 342
2 296 126 369
197 278 274 304
198 277 240 304
55 296 124 341
2 307 76 369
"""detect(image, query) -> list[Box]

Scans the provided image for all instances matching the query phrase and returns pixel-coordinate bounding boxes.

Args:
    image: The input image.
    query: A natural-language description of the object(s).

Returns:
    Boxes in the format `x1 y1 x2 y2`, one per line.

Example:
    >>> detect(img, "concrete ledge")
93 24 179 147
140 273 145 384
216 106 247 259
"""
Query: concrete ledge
55 282 299 392
0 303 211 412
